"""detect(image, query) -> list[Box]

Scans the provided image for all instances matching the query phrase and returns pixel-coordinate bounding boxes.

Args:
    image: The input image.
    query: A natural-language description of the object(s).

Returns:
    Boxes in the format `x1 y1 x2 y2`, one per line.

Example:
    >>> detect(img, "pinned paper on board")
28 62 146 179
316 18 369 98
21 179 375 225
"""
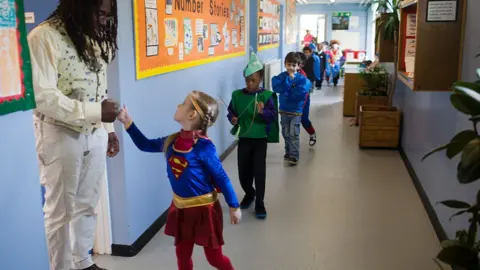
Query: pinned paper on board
183 18 193 55
164 18 178 47
24 12 34 23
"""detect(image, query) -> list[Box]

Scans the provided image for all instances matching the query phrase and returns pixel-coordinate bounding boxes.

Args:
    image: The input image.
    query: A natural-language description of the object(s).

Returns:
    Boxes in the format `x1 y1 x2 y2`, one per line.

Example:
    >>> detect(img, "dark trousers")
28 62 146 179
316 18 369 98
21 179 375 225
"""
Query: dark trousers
315 76 324 88
237 138 267 209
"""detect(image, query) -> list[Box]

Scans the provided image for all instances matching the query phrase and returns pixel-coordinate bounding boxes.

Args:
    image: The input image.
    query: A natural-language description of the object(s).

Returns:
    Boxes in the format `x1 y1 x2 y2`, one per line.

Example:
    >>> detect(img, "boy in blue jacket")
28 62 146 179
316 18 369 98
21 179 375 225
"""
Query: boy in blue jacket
302 45 320 91
272 52 311 165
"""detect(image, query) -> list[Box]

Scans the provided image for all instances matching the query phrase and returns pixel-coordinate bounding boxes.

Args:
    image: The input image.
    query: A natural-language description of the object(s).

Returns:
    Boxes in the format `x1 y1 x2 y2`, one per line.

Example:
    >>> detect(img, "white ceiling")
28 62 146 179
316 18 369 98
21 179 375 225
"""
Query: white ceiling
297 0 366 4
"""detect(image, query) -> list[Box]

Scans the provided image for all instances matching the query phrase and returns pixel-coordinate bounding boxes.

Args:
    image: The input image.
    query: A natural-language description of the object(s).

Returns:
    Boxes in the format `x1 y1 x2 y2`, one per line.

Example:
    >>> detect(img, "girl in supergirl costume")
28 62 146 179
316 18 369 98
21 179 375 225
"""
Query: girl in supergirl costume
117 91 242 270
227 52 280 219
297 52 317 146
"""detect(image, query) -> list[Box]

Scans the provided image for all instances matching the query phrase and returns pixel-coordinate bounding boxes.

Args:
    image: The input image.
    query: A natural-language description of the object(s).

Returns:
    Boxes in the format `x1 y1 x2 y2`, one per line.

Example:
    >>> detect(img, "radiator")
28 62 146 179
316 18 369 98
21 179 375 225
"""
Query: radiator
263 59 282 90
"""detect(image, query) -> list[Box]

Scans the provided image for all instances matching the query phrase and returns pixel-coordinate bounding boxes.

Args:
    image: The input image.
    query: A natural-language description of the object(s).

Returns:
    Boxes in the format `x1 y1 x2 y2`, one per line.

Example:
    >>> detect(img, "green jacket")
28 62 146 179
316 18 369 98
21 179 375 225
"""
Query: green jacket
229 89 279 143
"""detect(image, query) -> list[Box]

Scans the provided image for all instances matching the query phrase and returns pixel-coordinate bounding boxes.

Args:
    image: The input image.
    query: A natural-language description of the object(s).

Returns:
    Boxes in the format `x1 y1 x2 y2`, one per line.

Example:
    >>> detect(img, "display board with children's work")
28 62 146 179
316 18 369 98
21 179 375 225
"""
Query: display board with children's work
258 0 280 51
397 0 465 91
285 0 297 44
0 0 36 116
133 0 246 80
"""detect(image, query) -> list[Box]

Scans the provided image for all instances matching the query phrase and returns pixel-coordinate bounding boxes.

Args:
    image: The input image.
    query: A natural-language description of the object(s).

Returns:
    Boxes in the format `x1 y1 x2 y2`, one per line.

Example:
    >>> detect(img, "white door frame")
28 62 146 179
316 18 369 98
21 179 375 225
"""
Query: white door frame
93 166 112 255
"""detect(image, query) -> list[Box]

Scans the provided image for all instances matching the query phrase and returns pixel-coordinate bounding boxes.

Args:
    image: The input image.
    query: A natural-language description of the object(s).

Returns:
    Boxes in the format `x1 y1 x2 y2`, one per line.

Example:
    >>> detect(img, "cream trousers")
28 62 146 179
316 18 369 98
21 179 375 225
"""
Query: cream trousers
34 118 108 270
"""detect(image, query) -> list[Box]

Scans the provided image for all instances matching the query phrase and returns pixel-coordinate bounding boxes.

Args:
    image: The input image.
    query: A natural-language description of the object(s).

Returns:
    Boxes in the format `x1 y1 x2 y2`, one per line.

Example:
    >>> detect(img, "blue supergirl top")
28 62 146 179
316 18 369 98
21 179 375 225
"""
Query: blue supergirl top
125 122 240 209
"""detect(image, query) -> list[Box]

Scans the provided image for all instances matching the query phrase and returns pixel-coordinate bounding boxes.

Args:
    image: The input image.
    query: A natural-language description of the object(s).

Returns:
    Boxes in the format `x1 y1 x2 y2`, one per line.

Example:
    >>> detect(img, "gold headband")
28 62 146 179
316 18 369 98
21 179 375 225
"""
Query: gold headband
189 95 205 120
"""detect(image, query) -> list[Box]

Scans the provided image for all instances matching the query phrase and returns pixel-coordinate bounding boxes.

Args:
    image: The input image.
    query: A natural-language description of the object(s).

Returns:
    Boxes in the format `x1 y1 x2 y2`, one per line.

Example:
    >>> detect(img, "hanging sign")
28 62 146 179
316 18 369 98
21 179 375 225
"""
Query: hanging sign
426 0 457 22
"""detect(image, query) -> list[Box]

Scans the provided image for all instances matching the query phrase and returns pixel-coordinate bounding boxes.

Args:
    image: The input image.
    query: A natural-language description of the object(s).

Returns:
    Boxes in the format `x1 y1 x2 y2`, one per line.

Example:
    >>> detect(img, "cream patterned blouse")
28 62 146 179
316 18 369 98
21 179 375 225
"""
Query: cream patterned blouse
28 20 114 134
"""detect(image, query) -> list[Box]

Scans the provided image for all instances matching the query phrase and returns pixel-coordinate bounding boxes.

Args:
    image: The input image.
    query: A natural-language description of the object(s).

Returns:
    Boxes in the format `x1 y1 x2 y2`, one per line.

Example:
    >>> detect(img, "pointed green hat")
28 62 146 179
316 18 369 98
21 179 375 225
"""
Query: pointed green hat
243 52 263 77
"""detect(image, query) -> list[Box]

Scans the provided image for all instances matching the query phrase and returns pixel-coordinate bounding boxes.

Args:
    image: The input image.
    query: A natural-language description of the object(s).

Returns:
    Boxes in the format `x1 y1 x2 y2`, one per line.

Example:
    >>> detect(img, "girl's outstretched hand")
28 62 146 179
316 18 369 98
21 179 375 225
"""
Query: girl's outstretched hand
230 208 242 224
117 105 132 127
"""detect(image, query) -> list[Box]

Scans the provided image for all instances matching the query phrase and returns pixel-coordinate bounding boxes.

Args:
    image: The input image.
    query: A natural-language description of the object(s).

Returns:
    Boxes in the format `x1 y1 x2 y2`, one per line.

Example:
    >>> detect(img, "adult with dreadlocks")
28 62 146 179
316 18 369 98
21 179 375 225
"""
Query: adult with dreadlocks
28 0 119 270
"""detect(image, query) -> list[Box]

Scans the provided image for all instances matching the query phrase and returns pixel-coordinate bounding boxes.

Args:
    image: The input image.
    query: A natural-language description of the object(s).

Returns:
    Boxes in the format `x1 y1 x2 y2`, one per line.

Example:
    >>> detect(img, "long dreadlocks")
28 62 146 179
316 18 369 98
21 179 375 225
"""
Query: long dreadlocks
47 0 118 72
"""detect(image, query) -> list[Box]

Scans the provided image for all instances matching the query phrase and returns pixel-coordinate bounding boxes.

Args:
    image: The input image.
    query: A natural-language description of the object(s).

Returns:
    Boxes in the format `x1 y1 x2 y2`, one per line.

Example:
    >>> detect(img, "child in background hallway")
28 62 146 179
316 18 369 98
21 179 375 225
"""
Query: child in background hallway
118 91 241 270
227 52 279 219
297 52 317 146
302 45 320 91
272 52 311 165
315 41 328 89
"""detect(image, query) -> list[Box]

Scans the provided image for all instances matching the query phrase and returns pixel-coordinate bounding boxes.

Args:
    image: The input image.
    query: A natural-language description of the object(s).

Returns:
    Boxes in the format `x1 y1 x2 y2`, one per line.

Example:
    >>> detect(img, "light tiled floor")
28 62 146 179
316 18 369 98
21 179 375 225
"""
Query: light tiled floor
96 86 440 270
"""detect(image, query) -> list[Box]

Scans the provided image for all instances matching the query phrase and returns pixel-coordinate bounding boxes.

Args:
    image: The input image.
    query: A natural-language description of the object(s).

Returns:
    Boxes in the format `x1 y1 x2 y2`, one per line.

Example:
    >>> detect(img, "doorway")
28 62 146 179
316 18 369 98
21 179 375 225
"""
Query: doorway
299 14 326 48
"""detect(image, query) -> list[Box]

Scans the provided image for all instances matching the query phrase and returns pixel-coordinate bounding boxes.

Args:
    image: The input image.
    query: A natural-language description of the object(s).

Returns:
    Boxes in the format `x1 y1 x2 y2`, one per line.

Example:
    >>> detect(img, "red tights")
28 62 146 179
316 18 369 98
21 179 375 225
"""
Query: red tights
176 240 234 270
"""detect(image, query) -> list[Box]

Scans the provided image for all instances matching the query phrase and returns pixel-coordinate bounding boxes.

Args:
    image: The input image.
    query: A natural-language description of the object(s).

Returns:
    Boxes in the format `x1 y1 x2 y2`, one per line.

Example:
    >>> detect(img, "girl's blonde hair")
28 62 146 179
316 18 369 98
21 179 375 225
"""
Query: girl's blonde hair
163 90 219 152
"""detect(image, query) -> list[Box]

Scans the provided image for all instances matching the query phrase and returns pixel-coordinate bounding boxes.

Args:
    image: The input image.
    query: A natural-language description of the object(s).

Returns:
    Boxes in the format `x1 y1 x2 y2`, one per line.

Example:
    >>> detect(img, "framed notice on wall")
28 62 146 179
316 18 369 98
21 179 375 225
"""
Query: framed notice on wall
133 0 247 80
332 12 351 31
285 0 297 44
0 0 36 116
426 0 458 22
258 0 280 51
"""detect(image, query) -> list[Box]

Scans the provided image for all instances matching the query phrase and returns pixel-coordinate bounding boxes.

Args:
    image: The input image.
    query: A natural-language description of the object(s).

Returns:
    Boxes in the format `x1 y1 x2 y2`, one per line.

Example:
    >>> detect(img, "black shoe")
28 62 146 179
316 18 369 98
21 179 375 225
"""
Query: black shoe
255 207 267 219
288 157 298 165
309 134 317 146
80 264 107 270
240 196 255 209
283 154 289 161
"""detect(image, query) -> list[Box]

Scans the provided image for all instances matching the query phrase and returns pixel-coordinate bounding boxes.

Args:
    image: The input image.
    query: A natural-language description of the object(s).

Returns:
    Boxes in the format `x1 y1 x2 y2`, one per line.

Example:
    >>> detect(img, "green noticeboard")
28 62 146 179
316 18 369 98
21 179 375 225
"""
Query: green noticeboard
0 0 36 116
332 12 352 17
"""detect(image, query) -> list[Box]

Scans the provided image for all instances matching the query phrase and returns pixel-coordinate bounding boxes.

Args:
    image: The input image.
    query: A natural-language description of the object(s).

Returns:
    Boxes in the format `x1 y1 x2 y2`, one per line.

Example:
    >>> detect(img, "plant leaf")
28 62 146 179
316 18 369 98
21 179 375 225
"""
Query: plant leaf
450 210 468 221
476 189 480 208
438 200 471 209
450 93 480 116
437 245 479 268
457 161 480 184
422 144 449 161
454 86 480 108
453 81 480 94
446 130 478 159
476 68 480 78
432 258 444 270
467 214 478 247
441 239 463 248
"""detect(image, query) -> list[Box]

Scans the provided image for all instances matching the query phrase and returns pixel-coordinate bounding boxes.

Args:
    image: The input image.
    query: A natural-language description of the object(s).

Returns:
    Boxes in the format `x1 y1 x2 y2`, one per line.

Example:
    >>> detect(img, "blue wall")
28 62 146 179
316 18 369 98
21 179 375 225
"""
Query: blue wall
296 4 369 51
0 1 58 269
0 111 49 270
394 0 480 238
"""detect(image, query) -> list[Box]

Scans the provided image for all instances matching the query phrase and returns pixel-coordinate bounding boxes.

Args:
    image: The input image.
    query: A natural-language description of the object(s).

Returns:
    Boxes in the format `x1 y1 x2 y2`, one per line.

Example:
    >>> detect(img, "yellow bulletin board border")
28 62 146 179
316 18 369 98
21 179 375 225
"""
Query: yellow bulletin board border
133 0 247 80
258 44 279 51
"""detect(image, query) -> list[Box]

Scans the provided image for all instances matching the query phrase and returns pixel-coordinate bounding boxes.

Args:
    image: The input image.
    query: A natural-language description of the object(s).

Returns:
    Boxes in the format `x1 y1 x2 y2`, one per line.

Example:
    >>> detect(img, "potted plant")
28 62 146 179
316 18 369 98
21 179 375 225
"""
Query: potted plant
354 65 389 125
358 0 402 148
422 68 480 270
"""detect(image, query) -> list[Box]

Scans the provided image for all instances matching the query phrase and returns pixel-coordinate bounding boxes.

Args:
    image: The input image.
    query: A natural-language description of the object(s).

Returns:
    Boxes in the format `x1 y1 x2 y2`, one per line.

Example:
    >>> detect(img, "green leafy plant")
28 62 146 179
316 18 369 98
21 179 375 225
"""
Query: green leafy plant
372 0 402 107
359 66 389 96
423 68 480 270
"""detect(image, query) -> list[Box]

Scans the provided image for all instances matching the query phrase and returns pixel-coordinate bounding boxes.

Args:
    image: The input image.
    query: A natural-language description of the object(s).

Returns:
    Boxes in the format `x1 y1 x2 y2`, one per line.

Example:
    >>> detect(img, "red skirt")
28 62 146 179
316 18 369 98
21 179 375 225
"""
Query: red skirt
164 200 225 249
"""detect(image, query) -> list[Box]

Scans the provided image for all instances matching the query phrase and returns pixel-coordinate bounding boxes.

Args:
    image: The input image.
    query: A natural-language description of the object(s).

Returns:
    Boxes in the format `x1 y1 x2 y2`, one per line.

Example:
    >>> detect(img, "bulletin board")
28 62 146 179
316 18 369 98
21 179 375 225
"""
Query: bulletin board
258 0 280 51
0 0 36 116
285 0 297 44
133 0 247 80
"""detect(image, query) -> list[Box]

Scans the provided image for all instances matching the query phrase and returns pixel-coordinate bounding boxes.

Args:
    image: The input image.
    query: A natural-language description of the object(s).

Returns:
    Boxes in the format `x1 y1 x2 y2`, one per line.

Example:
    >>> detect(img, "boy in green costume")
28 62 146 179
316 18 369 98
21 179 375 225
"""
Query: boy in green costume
227 52 279 219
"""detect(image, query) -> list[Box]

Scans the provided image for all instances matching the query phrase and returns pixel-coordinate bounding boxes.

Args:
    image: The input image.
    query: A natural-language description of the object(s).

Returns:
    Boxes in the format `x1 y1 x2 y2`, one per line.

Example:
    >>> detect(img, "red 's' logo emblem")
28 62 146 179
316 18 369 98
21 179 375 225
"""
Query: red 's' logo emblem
168 156 189 179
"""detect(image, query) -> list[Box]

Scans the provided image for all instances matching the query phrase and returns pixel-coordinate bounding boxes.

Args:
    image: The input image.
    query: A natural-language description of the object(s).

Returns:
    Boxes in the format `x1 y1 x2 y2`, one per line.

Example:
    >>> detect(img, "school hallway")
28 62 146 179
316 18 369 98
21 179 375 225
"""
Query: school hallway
94 86 440 270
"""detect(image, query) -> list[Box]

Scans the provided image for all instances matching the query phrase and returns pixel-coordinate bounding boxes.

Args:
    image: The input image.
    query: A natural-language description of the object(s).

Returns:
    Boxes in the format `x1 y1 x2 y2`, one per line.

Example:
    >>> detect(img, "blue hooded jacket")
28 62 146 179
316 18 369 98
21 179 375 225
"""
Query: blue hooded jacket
272 71 311 114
